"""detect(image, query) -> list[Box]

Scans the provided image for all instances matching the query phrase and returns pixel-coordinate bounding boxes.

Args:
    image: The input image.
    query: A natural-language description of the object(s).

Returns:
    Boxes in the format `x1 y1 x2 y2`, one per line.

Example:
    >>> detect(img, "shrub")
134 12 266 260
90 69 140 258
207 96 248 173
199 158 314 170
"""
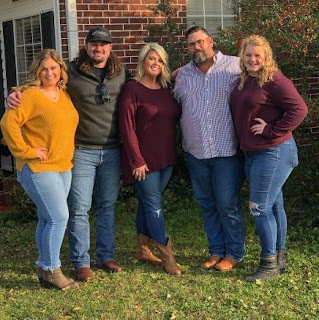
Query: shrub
284 98 319 227
144 0 187 71
10 184 37 222
215 0 319 91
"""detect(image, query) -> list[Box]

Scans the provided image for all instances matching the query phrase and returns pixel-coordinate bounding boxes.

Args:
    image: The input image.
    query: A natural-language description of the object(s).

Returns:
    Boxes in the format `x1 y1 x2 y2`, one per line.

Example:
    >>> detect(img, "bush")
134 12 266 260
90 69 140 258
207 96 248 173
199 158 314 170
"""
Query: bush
10 184 37 222
215 0 319 88
144 0 187 71
284 98 319 227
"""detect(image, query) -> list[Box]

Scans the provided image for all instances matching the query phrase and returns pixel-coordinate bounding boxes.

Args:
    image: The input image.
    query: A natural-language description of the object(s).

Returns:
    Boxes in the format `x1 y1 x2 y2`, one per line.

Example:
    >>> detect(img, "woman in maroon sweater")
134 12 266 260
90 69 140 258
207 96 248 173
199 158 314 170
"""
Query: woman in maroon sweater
118 43 181 275
230 35 307 282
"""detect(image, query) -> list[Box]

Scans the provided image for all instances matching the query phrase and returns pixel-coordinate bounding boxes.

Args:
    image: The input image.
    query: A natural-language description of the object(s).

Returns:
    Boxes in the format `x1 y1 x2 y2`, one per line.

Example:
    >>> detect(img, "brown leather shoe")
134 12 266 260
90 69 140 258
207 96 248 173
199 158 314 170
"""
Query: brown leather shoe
76 267 94 281
215 256 238 272
97 260 122 273
200 255 222 269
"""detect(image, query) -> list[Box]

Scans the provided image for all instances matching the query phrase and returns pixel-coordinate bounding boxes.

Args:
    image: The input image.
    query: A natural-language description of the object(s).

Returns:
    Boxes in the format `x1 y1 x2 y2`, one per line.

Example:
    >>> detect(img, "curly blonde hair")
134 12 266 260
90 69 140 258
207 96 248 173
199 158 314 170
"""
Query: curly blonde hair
134 43 171 88
13 49 68 91
238 35 279 90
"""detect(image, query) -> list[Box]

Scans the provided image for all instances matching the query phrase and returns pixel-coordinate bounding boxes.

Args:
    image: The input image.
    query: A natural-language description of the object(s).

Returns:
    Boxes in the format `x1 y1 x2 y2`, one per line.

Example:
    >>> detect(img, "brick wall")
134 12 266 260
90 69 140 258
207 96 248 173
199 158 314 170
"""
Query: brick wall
294 76 319 101
59 0 187 70
308 77 319 99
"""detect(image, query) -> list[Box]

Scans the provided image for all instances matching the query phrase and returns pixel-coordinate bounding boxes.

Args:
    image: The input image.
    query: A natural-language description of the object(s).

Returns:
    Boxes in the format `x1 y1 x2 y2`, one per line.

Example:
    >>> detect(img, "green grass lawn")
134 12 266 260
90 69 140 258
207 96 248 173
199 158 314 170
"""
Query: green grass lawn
0 194 318 320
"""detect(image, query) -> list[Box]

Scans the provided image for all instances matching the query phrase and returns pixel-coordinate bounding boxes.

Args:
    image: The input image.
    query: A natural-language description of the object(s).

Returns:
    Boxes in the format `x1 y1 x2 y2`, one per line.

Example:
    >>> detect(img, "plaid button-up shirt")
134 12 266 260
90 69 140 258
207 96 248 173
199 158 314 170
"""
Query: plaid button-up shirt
174 51 240 160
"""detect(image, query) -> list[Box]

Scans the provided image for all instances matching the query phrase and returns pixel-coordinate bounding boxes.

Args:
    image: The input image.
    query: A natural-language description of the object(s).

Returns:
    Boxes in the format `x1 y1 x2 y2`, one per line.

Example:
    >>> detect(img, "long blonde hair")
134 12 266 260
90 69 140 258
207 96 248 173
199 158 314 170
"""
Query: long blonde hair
238 35 279 90
13 49 68 91
134 43 171 88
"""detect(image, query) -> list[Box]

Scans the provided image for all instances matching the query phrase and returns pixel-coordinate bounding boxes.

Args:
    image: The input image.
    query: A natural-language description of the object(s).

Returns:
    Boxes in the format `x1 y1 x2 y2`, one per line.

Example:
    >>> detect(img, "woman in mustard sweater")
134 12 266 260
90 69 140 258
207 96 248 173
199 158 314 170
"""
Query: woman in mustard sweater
1 49 79 290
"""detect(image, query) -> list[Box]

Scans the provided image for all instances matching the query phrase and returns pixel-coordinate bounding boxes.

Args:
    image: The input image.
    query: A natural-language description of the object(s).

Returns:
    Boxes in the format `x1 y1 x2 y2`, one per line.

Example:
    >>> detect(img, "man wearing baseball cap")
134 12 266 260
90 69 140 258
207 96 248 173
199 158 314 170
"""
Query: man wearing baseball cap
7 26 131 282
85 26 112 43
67 26 131 282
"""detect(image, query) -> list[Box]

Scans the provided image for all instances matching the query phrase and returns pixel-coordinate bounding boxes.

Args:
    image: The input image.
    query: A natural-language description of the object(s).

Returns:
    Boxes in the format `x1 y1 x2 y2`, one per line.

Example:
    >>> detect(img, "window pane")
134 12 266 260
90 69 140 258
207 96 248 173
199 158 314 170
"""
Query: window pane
187 17 205 29
187 0 204 14
221 0 236 15
25 45 34 67
23 19 32 45
15 20 23 45
15 15 42 85
32 25 41 43
32 16 41 44
205 1 222 15
16 47 26 72
186 0 236 34
34 44 42 54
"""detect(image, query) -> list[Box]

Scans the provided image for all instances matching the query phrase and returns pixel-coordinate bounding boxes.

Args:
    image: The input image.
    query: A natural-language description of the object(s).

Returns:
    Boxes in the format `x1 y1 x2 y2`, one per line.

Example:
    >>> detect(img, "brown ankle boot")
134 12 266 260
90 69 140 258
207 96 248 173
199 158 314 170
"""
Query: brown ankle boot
42 268 79 290
36 265 44 285
277 249 288 273
154 238 181 276
246 255 280 283
136 234 162 266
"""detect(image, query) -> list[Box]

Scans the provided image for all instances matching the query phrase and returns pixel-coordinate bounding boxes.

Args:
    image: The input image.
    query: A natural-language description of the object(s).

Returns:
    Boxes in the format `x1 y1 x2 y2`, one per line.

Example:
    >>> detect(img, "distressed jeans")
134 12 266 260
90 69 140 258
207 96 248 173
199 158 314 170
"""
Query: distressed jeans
17 165 71 271
134 166 173 246
68 147 120 269
244 138 299 256
186 153 245 261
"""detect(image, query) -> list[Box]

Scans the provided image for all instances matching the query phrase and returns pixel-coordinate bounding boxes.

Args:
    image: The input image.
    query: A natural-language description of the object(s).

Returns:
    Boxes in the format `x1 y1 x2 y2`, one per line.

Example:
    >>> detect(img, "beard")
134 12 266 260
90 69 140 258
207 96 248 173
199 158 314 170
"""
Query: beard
91 56 106 65
192 50 208 64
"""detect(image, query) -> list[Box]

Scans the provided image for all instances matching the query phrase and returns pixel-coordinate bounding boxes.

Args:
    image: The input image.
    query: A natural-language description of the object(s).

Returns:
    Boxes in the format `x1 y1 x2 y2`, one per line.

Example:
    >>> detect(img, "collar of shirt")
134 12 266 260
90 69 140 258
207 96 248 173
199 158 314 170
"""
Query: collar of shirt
190 50 222 73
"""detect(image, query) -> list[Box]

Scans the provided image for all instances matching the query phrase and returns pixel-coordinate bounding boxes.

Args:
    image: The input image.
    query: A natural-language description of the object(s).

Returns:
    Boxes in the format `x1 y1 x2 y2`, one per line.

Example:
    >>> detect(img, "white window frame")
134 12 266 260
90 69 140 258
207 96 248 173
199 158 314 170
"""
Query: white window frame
187 0 237 35
14 14 43 85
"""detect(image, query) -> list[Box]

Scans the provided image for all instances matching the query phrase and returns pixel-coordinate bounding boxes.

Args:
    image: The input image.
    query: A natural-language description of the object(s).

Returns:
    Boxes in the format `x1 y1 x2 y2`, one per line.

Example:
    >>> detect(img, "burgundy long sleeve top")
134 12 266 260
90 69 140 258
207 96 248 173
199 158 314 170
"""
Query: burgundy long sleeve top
230 72 308 151
118 80 181 185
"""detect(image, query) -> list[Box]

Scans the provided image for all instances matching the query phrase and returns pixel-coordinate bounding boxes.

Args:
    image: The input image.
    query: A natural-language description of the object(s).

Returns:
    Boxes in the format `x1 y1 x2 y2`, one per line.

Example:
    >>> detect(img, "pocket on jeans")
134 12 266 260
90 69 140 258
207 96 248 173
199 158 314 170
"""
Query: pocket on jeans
290 147 299 168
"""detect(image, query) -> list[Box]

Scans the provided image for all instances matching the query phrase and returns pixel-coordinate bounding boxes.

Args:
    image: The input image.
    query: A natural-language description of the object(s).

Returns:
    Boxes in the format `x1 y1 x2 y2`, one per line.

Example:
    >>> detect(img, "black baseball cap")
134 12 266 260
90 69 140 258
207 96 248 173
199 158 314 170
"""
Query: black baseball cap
86 27 112 43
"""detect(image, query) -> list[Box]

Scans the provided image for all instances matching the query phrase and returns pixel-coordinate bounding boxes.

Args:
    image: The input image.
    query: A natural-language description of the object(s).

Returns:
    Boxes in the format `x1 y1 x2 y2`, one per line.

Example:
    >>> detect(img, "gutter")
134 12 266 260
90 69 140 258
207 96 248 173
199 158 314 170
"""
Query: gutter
65 0 79 60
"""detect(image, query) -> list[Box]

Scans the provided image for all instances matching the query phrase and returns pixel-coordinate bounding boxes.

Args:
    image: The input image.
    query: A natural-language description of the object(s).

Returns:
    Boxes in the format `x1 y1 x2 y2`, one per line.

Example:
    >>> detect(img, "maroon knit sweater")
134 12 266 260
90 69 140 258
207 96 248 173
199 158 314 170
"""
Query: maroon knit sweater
230 72 308 151
118 80 181 185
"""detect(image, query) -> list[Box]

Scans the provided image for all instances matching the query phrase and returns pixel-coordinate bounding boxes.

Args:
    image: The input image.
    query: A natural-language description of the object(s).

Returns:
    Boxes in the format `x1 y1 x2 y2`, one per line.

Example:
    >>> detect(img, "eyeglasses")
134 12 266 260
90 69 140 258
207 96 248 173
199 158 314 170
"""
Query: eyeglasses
187 38 209 48
97 83 111 103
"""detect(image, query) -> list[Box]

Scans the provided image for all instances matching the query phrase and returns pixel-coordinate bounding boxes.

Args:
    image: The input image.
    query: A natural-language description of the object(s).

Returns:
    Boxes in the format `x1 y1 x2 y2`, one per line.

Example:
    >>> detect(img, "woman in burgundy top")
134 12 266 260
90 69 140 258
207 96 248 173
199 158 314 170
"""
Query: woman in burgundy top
230 35 307 282
119 43 181 275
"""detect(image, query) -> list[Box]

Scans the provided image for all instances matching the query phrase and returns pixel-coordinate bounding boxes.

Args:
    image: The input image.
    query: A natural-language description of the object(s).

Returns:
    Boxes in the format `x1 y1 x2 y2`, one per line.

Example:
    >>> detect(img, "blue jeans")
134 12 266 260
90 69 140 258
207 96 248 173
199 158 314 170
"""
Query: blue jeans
186 153 245 261
17 165 71 271
68 147 120 269
134 166 173 246
244 138 299 256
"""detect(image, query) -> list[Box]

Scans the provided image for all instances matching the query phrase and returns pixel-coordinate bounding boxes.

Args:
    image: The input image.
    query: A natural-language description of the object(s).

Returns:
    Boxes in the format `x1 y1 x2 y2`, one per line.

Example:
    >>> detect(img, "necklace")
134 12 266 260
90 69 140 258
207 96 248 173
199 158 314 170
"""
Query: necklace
40 86 60 101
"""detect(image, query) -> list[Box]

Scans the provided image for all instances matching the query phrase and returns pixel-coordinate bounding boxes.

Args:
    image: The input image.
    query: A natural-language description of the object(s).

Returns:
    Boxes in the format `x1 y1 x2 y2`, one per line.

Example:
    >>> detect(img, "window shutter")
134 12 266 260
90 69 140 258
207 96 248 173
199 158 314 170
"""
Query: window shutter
2 20 17 92
41 11 56 49
0 41 5 119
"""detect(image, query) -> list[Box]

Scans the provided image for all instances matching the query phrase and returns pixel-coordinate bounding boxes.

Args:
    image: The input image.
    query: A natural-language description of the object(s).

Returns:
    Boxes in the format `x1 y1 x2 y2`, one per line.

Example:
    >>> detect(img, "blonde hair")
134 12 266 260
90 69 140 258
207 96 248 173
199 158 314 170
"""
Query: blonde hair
13 49 68 91
238 35 279 90
134 43 171 88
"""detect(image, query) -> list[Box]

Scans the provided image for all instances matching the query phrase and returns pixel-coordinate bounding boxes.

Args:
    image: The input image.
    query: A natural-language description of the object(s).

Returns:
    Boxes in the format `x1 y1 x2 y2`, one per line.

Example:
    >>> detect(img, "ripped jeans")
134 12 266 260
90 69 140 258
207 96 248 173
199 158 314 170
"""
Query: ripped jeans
134 166 173 246
244 138 299 256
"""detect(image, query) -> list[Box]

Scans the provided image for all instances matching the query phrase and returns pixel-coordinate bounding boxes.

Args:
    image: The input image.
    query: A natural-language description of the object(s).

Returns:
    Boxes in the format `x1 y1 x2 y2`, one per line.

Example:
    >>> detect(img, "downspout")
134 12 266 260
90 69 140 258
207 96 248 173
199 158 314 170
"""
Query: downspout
65 0 79 60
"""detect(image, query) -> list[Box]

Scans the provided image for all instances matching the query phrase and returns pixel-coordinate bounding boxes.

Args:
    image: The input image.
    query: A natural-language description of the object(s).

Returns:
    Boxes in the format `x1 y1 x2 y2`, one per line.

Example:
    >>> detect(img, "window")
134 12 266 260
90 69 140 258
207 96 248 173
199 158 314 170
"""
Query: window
15 15 42 84
187 0 237 36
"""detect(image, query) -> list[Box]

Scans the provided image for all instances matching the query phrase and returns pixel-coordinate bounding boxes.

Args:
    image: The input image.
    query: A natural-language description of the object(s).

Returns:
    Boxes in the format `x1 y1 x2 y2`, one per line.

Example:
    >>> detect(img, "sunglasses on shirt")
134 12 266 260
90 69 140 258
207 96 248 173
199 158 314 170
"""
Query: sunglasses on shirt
97 83 111 103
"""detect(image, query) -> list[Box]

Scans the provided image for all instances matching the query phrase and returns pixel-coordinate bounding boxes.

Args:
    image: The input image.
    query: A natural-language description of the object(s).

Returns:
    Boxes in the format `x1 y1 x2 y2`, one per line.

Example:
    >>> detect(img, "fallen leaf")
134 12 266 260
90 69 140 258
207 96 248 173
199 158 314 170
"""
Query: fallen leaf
135 304 142 312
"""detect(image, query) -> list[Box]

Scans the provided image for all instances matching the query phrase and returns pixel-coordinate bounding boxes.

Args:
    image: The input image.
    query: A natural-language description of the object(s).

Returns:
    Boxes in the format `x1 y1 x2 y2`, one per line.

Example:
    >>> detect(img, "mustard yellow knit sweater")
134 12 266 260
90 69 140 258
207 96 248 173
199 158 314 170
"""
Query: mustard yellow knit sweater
1 87 79 173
